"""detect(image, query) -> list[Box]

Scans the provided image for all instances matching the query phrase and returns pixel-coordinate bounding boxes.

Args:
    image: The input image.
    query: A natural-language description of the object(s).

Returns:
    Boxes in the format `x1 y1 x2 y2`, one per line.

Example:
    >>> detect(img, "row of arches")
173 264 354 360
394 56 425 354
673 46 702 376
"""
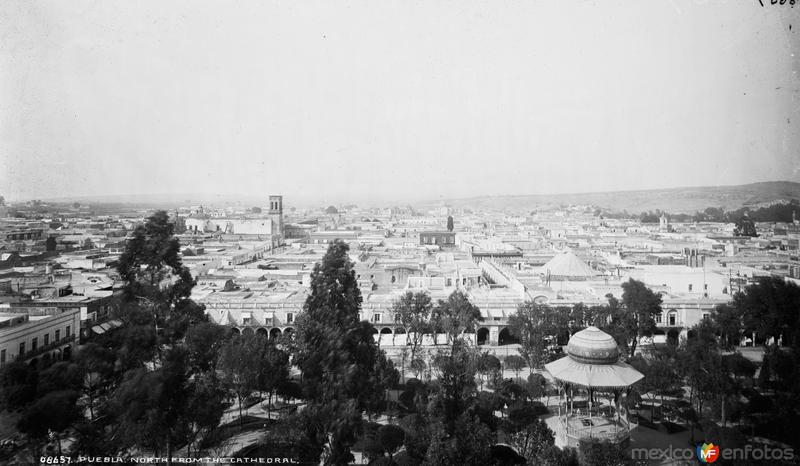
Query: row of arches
231 327 295 339
366 326 522 346
229 325 525 346
28 345 72 368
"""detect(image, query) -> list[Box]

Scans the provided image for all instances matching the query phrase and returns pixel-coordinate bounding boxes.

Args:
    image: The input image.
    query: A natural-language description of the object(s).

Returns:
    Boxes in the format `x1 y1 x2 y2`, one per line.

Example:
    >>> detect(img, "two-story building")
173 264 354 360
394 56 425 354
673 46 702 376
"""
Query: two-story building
0 307 80 367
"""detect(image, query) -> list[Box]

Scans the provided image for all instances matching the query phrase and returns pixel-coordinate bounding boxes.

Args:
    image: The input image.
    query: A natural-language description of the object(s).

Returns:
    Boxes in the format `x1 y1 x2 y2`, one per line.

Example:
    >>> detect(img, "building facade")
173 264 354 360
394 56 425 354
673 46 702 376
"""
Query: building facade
0 307 80 367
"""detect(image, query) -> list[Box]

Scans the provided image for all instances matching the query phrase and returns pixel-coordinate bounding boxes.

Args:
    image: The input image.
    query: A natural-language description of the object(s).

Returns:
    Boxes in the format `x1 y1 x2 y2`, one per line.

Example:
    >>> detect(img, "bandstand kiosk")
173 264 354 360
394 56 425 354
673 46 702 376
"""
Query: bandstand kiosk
544 326 644 448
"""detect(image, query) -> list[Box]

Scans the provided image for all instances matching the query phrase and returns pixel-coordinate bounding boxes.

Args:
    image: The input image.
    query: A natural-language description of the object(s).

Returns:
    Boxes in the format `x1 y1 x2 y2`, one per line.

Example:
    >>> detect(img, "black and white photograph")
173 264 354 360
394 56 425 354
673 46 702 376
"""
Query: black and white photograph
1 1 799 465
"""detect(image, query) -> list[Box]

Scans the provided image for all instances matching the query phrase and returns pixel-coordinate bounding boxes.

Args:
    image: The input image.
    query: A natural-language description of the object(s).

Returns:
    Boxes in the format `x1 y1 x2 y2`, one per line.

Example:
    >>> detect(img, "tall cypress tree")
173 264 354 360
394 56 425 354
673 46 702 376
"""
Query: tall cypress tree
295 240 397 465
116 211 206 365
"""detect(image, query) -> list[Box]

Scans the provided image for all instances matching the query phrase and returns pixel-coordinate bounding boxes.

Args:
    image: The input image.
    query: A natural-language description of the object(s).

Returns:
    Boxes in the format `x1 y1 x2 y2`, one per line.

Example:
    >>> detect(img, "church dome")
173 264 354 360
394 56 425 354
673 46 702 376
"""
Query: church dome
566 326 620 365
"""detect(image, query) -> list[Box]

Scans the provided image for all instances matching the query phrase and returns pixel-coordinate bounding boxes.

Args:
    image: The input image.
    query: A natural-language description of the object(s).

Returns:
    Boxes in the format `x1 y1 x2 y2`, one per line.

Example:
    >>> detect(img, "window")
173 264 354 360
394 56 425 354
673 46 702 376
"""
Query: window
373 313 381 324
668 312 677 326
242 317 252 325
44 334 49 346
55 329 61 341
0 349 5 364
19 342 25 356
703 313 710 321
703 284 708 290
286 313 294 324
655 313 662 324
66 326 71 338
31 337 38 351
395 313 402 323
688 284 693 292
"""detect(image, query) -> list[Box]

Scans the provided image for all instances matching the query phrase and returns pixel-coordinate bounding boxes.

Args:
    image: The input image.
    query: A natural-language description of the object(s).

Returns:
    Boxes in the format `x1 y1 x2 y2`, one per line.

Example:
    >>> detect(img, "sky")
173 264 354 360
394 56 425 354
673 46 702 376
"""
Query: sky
1 1 799 206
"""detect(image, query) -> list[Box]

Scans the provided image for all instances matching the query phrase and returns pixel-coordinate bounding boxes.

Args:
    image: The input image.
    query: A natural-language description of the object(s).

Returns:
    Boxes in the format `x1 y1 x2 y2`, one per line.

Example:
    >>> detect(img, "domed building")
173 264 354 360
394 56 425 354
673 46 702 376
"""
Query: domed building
545 326 644 448
538 251 598 281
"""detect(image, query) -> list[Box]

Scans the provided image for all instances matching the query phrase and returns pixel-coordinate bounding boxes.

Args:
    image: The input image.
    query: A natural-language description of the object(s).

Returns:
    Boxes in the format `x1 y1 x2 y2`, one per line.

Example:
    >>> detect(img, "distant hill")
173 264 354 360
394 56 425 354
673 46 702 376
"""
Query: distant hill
431 181 800 214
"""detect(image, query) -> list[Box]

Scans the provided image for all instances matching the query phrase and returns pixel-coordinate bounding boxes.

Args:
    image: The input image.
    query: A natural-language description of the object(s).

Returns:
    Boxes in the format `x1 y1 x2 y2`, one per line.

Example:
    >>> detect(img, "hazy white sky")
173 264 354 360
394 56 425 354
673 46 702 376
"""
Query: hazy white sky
1 1 798 205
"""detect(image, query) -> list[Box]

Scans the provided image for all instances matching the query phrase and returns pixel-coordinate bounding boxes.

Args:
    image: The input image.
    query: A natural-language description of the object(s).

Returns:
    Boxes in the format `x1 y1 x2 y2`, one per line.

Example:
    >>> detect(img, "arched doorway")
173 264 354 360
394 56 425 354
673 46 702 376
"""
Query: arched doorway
667 328 680 346
270 328 282 340
242 327 254 336
256 328 268 337
231 328 241 335
498 328 519 346
283 327 295 338
62 346 72 360
477 327 490 346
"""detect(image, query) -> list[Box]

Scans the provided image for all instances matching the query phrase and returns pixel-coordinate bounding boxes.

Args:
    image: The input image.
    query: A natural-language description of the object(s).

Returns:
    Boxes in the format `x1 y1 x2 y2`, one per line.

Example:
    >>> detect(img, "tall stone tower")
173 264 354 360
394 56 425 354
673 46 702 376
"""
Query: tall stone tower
269 195 284 238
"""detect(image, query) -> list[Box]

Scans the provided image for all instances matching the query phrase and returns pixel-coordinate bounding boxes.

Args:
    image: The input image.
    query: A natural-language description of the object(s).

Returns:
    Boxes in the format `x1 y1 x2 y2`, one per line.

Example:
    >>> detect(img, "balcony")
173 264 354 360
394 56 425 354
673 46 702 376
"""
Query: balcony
18 334 77 361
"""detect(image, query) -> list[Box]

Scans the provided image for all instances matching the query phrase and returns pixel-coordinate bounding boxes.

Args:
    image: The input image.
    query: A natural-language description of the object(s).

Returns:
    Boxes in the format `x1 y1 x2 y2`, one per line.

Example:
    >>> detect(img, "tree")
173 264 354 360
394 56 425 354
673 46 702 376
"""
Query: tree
616 279 663 358
476 353 501 391
363 424 405 463
109 347 194 464
184 321 230 373
446 216 454 232
410 358 427 380
393 291 433 365
678 320 734 426
73 343 116 421
507 303 559 370
526 373 547 402
428 341 479 433
577 438 629 466
509 417 554 463
217 332 284 426
504 355 527 380
18 390 82 456
713 303 745 350
116 211 206 363
628 356 679 422
183 372 227 456
734 276 800 348
45 235 57 251
423 413 493 466
0 361 38 410
430 291 482 351
294 240 392 465
734 215 758 237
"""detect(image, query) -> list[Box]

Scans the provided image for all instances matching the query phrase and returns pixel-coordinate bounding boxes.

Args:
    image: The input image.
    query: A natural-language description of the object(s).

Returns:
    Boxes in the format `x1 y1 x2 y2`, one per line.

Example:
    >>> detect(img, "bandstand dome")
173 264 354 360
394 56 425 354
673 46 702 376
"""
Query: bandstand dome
545 326 643 390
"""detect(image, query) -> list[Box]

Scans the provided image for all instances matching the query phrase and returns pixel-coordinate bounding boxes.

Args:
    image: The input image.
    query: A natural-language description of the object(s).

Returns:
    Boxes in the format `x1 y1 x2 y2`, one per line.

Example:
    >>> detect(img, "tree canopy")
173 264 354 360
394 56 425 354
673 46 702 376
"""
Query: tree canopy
294 240 397 465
